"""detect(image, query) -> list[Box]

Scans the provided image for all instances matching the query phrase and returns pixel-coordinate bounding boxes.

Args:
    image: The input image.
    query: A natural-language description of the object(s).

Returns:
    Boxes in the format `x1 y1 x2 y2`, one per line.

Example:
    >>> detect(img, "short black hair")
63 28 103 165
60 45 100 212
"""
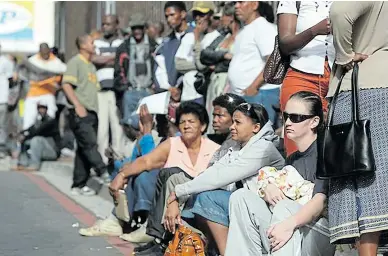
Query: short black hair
164 1 187 12
75 34 89 50
234 103 269 128
258 1 275 24
213 93 246 116
39 43 49 50
175 101 209 134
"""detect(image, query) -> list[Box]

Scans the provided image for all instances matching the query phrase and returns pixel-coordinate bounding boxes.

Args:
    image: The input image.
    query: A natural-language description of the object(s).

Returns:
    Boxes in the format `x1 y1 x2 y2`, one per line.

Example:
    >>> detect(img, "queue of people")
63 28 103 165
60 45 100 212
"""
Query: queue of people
1 1 387 256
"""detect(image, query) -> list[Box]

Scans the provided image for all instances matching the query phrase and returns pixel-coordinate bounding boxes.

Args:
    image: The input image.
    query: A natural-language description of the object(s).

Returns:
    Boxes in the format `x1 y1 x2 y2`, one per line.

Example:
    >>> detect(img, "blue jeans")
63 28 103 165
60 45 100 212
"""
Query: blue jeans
243 87 280 127
181 190 232 227
113 169 160 217
122 89 151 123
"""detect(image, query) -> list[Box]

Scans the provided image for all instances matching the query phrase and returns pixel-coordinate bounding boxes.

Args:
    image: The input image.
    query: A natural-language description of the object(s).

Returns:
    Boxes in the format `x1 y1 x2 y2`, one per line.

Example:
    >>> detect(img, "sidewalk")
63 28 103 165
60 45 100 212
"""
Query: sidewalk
2 156 387 256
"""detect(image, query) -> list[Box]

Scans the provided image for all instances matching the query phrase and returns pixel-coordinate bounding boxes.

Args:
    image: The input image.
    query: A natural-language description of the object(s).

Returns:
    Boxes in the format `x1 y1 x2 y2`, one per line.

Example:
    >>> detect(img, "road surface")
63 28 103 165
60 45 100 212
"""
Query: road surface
0 171 133 256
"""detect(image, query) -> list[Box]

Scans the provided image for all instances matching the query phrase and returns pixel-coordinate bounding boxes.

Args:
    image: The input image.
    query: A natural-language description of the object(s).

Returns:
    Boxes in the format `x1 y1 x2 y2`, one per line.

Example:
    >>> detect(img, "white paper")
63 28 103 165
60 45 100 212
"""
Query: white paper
136 91 171 115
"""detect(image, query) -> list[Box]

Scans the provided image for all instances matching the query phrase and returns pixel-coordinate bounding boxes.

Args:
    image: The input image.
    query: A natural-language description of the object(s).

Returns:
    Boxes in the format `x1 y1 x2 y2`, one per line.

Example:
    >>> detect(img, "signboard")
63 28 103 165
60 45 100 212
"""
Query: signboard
0 1 54 53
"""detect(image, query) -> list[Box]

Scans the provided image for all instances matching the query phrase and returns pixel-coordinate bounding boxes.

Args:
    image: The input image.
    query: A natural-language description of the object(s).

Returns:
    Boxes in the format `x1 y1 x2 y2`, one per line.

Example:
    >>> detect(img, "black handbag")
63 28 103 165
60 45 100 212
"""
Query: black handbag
317 63 375 179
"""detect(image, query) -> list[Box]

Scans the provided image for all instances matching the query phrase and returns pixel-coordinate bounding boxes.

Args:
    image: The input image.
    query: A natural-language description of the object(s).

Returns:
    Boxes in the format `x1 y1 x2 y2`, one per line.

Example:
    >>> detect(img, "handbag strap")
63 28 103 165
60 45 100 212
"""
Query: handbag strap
327 63 360 125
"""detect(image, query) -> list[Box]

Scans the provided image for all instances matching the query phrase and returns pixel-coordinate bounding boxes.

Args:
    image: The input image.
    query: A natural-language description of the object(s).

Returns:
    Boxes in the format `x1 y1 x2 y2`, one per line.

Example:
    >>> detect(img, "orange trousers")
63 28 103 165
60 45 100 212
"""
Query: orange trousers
280 61 331 156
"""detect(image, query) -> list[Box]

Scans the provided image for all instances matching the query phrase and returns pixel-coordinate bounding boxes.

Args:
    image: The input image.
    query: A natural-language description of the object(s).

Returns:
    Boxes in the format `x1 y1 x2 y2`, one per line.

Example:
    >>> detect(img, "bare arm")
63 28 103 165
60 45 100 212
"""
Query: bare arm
278 14 319 55
120 138 171 177
91 54 115 66
62 83 83 108
292 193 326 228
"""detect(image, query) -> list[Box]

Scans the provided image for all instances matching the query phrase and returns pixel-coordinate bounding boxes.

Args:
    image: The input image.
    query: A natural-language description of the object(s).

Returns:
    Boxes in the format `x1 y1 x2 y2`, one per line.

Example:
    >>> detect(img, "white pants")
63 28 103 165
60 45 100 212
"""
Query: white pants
226 189 335 256
23 94 57 130
97 91 124 164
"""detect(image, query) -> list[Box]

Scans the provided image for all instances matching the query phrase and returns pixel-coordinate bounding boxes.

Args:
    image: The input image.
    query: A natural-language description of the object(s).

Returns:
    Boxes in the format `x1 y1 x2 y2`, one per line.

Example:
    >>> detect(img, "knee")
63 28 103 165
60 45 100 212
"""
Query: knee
229 189 249 209
135 172 152 186
272 200 293 220
29 136 44 149
158 167 183 181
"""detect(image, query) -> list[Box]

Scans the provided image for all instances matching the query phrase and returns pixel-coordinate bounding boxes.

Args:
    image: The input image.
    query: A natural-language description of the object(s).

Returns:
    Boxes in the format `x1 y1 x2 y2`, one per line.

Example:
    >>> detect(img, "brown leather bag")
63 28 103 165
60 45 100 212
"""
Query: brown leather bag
263 2 301 85
263 35 290 85
164 225 206 256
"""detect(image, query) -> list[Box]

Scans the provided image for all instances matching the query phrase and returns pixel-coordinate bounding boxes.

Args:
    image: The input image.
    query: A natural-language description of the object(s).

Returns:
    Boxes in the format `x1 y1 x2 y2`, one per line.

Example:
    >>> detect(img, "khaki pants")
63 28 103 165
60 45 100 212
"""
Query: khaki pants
97 91 124 164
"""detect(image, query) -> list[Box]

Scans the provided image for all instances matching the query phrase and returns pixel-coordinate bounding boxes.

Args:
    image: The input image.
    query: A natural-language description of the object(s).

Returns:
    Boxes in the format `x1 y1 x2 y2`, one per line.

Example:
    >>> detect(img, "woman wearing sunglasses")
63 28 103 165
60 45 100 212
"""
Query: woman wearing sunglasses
224 91 335 256
164 103 285 255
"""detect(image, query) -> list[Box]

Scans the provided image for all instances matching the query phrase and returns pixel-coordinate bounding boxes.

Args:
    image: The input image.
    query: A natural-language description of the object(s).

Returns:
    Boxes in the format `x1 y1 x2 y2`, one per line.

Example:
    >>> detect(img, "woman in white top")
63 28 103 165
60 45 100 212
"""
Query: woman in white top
277 1 334 156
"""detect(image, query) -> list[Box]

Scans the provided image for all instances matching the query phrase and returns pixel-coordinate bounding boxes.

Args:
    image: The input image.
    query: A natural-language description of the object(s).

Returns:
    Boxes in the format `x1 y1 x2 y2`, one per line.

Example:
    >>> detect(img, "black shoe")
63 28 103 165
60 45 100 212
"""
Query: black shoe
133 240 155 253
133 241 165 256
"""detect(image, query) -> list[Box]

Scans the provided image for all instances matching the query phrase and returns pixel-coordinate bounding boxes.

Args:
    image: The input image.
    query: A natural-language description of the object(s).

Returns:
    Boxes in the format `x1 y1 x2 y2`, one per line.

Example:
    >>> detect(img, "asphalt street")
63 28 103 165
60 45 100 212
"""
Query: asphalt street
0 171 131 256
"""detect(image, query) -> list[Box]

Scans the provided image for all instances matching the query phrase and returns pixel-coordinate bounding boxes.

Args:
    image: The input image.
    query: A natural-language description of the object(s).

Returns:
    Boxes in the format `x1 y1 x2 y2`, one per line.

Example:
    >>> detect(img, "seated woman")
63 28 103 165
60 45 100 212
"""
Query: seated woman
225 91 335 256
131 94 246 255
164 103 285 255
108 101 221 233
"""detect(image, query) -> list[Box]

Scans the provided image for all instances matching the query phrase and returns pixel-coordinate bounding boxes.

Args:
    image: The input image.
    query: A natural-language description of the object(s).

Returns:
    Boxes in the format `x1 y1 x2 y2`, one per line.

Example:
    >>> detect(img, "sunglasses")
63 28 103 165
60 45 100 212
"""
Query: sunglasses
237 103 260 121
283 112 315 123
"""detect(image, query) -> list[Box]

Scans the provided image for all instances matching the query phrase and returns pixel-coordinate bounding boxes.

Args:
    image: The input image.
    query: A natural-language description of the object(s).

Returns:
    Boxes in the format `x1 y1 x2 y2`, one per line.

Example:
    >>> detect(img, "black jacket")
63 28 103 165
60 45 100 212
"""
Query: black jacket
21 114 61 154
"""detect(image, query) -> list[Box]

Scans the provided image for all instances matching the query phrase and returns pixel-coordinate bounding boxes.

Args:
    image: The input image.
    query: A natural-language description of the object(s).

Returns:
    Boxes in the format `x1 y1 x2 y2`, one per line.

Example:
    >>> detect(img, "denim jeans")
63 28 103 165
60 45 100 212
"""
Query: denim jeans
243 87 280 128
113 169 160 217
122 88 151 123
19 136 58 168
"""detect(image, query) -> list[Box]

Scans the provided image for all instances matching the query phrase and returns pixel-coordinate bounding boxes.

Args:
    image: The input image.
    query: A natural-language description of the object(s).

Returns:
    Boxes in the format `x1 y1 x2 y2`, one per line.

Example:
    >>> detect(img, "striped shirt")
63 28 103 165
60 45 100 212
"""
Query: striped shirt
94 37 123 89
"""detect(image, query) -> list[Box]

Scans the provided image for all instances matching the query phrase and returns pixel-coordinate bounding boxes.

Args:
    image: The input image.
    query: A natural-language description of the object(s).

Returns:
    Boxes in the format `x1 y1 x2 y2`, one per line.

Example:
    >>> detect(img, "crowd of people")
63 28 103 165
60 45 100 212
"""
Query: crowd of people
0 1 388 256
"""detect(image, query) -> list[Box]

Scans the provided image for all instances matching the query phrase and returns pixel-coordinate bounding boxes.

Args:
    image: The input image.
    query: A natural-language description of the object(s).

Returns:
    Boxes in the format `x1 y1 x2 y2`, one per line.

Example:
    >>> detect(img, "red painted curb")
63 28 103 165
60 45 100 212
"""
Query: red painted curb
23 172 134 255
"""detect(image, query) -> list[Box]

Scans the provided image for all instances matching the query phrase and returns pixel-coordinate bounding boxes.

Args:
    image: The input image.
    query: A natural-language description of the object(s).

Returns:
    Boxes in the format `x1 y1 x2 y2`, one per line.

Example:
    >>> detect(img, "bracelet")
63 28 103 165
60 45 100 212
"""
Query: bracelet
118 172 126 179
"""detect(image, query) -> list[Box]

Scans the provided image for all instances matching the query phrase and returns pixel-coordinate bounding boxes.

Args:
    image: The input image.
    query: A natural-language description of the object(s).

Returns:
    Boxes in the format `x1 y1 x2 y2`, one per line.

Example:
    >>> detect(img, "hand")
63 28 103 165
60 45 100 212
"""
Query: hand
194 19 208 40
139 104 153 135
104 147 114 159
263 184 286 206
109 173 126 203
267 217 297 252
169 87 181 102
209 65 216 71
164 199 181 234
18 134 25 143
75 105 87 118
342 53 369 72
242 84 259 97
224 53 233 60
311 18 331 36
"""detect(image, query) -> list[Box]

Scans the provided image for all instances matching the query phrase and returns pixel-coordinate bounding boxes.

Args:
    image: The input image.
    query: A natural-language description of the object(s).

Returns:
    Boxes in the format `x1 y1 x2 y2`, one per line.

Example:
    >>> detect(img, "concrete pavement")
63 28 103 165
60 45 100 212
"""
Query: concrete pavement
0 171 133 256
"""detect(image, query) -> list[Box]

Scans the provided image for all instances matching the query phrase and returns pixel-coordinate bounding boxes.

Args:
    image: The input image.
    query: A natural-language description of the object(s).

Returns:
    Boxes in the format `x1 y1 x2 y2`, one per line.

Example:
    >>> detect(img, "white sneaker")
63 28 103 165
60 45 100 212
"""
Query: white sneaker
71 186 96 196
70 187 82 196
79 219 123 237
120 221 154 243
81 186 96 196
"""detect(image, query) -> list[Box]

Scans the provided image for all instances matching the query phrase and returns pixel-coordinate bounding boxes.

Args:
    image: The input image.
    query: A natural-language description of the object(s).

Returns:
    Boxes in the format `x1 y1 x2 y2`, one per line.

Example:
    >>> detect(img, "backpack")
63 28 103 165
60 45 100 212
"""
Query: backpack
164 225 206 256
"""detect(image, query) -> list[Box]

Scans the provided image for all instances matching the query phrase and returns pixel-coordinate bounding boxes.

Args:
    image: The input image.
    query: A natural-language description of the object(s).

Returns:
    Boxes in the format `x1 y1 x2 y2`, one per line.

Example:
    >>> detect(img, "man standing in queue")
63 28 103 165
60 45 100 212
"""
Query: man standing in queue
62 34 108 196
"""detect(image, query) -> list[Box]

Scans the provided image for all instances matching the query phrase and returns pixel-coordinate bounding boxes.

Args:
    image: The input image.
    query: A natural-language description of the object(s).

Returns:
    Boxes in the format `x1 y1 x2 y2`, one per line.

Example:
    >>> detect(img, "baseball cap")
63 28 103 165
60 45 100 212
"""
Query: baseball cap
190 1 215 14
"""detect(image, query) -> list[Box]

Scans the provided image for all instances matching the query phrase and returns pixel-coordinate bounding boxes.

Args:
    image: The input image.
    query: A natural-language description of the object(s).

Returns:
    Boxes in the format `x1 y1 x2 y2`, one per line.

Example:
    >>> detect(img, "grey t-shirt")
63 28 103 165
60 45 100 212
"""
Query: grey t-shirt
286 141 328 196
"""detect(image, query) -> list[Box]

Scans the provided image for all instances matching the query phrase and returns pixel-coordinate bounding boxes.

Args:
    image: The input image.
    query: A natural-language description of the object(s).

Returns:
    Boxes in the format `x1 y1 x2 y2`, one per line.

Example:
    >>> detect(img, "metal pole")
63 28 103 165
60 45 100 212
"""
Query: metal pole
60 1 66 52
96 1 102 30
105 1 116 15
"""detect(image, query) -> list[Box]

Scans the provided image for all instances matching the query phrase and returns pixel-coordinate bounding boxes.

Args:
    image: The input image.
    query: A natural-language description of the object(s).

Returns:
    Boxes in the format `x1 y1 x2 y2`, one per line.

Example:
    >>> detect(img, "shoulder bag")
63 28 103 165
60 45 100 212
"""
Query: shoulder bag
317 63 375 179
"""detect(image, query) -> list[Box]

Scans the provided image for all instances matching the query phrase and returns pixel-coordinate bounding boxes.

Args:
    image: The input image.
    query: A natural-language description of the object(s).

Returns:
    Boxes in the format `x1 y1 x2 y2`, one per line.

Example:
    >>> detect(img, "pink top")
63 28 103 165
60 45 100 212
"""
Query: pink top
165 136 220 178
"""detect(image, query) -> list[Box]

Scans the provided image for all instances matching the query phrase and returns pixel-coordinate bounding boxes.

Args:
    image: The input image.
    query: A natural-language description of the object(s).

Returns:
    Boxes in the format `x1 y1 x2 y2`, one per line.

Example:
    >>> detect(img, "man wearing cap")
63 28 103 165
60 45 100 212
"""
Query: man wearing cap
175 1 220 103
14 101 61 171
92 15 125 167
119 14 157 123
